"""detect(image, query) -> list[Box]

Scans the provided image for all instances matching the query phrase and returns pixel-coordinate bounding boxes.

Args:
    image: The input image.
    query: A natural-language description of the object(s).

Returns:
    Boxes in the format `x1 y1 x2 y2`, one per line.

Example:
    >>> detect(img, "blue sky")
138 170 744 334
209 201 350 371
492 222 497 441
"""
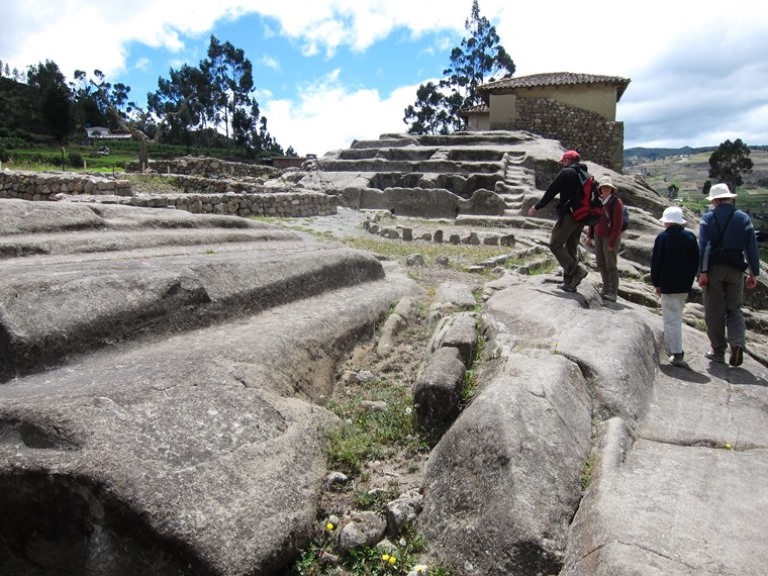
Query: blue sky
2 0 767 157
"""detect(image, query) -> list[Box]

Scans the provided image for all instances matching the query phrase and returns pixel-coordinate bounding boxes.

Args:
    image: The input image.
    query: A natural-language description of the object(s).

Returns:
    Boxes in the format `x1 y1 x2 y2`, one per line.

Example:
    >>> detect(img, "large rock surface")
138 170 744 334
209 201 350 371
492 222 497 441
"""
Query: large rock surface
3 131 768 576
0 199 420 575
419 272 768 576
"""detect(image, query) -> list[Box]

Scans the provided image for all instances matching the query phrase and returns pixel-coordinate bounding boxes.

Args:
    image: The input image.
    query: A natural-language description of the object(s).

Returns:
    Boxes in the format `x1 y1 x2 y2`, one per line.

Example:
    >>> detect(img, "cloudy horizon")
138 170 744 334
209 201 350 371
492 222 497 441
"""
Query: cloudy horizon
2 0 767 156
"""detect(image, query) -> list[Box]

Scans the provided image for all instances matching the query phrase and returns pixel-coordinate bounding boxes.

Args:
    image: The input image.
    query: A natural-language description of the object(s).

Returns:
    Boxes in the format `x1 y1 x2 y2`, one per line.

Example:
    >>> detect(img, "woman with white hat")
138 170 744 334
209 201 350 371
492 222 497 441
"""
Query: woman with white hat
697 183 760 366
585 176 624 302
651 206 700 367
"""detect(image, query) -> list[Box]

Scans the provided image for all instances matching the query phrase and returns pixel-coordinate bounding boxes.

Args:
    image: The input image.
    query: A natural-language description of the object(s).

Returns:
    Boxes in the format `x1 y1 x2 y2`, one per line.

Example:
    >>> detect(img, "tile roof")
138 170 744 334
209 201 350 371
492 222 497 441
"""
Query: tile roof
478 72 631 101
458 104 490 117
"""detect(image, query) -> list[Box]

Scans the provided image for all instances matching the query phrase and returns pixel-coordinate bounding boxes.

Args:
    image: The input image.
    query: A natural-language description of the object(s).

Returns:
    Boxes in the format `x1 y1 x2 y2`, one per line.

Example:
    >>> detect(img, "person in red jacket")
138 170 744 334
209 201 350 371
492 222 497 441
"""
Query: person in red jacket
585 177 624 302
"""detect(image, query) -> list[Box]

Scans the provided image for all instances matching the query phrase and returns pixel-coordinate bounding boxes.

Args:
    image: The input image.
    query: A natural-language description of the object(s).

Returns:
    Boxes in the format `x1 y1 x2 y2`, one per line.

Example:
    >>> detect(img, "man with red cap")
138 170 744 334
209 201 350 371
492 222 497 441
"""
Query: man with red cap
527 149 590 292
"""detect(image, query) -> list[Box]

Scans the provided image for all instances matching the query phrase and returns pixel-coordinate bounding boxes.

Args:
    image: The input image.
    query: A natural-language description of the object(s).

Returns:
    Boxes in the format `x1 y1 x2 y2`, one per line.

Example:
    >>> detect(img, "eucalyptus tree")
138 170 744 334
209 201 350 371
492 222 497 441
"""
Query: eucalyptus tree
148 63 210 148
404 0 515 134
201 35 256 153
70 69 109 133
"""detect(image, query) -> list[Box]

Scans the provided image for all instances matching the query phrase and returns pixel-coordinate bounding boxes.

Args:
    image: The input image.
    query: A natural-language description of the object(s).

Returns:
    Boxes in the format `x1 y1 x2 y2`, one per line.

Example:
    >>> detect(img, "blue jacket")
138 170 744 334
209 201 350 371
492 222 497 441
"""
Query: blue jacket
699 203 760 276
651 225 699 294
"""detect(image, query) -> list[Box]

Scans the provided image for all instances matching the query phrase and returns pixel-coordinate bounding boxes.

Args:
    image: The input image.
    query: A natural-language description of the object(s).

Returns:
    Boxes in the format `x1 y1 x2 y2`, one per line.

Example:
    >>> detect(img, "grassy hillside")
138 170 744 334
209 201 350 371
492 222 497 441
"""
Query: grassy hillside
624 149 768 229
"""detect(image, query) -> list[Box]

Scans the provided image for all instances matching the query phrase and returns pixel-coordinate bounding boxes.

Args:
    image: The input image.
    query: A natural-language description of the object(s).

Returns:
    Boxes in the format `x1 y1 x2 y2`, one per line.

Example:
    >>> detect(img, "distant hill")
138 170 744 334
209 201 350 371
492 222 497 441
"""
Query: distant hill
624 146 716 162
625 144 768 163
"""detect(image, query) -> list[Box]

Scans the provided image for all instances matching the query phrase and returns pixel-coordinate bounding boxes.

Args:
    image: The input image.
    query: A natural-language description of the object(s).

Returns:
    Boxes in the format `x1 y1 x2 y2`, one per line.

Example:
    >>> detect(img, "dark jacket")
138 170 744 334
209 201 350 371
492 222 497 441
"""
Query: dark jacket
534 162 588 217
651 225 699 294
698 203 760 276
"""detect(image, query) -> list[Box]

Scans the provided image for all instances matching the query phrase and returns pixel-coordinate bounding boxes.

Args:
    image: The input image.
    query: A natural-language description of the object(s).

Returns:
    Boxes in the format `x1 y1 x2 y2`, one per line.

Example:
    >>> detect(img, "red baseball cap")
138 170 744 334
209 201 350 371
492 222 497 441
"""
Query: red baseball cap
560 150 580 162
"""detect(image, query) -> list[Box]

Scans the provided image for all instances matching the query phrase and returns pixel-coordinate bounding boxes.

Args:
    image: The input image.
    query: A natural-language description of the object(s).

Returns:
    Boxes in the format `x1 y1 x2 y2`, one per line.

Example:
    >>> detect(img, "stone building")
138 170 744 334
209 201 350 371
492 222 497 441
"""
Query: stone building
460 72 631 171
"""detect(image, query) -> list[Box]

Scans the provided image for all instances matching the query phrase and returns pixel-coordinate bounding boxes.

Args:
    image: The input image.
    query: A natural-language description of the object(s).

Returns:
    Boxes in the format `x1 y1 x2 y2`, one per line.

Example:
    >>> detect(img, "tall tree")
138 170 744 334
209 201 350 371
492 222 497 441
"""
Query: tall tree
403 82 455 135
404 0 515 134
202 36 256 153
443 0 515 111
70 69 109 132
148 63 210 148
27 61 74 165
708 139 753 192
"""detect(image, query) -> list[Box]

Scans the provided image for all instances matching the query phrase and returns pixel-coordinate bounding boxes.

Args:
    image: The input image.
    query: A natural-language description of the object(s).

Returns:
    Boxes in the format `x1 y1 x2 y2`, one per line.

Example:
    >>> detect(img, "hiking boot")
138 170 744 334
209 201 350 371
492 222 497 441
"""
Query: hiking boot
669 353 689 368
603 293 617 302
705 350 725 364
729 345 744 367
559 282 577 293
570 266 588 289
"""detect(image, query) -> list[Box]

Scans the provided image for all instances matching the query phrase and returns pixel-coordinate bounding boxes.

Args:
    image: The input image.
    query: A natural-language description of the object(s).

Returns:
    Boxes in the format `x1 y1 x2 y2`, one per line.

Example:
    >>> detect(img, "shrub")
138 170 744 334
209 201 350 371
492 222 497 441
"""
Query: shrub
69 152 84 168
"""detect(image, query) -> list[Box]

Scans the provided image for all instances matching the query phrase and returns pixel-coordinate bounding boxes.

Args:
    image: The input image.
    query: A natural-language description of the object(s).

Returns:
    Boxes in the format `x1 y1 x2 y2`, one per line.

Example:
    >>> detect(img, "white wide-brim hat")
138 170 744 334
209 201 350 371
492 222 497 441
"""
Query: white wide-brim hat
706 183 738 202
660 206 686 225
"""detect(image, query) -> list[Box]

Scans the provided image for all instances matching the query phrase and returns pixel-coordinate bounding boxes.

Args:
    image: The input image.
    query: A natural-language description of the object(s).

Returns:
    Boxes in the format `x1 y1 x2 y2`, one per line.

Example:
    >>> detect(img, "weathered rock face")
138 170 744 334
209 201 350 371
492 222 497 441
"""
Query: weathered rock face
3 131 768 576
0 199 420 575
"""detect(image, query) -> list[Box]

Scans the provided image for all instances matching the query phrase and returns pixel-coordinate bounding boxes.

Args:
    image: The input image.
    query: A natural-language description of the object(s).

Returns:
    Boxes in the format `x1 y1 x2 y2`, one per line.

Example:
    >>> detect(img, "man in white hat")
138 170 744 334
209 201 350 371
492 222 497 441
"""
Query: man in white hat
651 206 700 367
697 183 760 366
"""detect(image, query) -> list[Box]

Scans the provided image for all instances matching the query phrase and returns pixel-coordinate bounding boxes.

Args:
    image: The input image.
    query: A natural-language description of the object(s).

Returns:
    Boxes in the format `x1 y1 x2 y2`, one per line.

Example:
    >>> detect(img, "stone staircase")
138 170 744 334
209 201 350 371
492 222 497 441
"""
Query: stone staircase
494 151 538 216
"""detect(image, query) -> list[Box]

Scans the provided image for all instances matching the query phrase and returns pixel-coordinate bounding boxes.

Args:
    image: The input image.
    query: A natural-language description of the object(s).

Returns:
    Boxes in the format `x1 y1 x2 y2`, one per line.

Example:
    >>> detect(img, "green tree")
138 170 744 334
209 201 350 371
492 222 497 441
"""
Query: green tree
404 0 515 134
148 63 210 149
202 36 257 153
667 183 679 200
708 138 753 192
27 61 74 166
403 82 455 135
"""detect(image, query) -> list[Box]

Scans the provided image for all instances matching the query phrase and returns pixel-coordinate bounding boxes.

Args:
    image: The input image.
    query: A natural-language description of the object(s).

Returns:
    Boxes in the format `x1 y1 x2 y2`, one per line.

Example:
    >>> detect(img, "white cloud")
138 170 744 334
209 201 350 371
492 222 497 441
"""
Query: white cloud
3 0 768 152
262 70 423 156
259 55 280 72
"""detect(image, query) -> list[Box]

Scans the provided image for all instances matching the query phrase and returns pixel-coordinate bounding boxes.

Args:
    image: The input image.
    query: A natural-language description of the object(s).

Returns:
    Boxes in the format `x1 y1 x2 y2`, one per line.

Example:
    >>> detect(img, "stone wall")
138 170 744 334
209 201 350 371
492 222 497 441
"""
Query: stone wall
100 191 337 218
0 170 133 199
502 97 624 172
127 156 281 179
0 170 336 218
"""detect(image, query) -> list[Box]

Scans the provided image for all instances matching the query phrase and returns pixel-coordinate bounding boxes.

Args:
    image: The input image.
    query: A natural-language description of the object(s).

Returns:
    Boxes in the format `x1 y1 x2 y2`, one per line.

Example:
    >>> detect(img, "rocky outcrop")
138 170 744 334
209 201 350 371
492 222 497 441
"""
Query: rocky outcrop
2 131 767 576
0 198 420 575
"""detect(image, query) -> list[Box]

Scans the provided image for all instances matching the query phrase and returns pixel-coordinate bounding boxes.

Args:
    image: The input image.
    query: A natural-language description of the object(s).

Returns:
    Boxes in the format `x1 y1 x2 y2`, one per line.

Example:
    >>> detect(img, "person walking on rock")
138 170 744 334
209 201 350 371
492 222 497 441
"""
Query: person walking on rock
697 183 760 366
527 150 590 292
651 206 699 368
585 177 624 302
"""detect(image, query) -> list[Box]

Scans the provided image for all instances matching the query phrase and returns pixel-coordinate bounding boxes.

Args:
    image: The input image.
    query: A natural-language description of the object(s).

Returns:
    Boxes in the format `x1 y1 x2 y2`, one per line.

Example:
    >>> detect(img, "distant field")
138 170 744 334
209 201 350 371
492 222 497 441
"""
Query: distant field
626 150 768 226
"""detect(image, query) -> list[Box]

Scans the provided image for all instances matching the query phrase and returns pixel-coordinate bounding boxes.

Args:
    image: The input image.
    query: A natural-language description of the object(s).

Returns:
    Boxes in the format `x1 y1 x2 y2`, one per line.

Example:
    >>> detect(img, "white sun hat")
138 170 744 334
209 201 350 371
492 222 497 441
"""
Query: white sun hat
659 206 686 225
706 183 737 202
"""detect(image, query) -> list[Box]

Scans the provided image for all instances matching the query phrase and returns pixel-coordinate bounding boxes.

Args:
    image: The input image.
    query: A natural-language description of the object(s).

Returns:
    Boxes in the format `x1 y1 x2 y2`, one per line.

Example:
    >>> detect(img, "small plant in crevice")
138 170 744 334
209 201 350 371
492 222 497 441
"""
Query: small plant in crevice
460 332 486 410
580 450 596 492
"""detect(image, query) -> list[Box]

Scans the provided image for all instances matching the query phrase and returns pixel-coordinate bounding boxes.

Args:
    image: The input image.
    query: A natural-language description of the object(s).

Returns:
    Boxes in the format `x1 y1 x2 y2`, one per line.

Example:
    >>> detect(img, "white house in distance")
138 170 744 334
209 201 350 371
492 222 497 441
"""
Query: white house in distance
84 126 132 140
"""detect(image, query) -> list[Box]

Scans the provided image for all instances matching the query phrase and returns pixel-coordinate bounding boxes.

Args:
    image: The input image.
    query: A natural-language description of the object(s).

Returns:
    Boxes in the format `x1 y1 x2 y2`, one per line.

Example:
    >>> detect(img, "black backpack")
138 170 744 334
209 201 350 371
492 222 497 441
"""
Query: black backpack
571 167 602 226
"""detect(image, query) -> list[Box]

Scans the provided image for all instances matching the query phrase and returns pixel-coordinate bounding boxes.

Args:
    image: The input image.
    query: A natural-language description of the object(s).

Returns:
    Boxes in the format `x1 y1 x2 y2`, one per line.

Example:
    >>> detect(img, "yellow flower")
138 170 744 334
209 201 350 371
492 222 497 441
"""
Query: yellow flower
389 556 397 565
381 554 390 562
325 522 335 531
725 442 732 449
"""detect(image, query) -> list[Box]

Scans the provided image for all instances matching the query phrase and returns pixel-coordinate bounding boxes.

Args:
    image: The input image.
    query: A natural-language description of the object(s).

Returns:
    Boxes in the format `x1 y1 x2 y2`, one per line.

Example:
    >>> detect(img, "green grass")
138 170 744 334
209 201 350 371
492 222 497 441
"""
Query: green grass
289 523 455 576
323 378 429 476
581 451 596 492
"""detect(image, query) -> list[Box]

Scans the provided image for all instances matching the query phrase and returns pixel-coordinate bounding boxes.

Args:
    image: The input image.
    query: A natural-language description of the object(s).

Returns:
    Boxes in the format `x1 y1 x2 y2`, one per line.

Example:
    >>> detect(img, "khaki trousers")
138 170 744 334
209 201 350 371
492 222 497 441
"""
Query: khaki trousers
594 236 619 297
549 213 584 282
703 263 746 353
